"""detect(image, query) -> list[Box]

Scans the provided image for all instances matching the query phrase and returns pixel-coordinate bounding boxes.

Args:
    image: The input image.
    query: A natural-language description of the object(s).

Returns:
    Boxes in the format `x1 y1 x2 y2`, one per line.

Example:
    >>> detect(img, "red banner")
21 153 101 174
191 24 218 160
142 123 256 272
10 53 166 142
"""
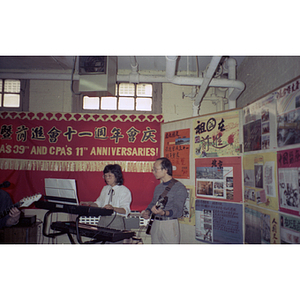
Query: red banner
0 112 163 211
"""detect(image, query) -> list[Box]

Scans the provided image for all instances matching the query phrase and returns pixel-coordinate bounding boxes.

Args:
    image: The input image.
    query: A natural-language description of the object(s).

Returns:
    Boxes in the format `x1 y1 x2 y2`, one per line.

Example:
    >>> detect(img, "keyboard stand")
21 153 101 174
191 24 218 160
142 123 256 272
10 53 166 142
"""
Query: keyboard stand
42 210 103 244
41 210 77 244
39 201 135 244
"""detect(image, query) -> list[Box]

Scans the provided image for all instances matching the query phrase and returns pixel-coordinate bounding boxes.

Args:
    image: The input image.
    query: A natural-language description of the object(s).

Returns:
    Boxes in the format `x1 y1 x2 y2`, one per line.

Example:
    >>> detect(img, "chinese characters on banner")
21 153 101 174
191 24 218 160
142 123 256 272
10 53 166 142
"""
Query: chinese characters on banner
195 199 243 244
243 152 278 211
277 147 300 216
193 110 240 158
0 112 163 211
164 129 190 179
195 156 242 203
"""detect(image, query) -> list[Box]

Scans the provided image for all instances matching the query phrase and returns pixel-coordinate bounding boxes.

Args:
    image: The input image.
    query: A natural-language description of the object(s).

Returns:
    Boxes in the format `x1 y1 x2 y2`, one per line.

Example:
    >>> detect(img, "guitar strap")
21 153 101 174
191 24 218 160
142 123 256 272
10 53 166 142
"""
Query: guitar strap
159 178 178 200
145 178 178 235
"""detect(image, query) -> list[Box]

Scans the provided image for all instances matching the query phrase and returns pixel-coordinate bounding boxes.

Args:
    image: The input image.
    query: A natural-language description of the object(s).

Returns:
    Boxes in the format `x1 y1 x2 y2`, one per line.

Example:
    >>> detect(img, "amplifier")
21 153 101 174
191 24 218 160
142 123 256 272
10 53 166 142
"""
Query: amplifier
17 215 36 227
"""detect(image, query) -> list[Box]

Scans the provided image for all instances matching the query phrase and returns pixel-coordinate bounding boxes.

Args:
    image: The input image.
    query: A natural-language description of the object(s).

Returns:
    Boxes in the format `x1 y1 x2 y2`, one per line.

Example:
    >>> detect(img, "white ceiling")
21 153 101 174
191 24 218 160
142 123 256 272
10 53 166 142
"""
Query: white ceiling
0 56 245 74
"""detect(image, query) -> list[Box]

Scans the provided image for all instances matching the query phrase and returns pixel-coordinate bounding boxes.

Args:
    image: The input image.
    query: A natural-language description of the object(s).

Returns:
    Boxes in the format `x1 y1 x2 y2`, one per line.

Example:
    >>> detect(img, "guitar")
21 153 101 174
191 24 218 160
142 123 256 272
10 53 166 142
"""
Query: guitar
0 193 42 219
146 196 168 235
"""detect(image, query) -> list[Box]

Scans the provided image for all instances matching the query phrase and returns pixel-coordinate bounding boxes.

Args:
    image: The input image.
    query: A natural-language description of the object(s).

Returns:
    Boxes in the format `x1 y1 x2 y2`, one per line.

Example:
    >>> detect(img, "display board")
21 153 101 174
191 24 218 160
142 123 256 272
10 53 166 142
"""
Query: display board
242 75 300 244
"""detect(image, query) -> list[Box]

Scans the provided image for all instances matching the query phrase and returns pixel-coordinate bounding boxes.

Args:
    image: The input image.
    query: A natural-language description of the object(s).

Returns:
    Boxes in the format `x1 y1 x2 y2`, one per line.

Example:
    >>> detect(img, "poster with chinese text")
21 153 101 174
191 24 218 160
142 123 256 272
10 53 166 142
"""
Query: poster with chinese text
195 199 243 244
193 110 240 158
277 148 300 216
280 214 300 243
243 92 277 152
277 77 300 147
244 204 280 244
195 156 242 203
243 152 278 211
164 129 190 179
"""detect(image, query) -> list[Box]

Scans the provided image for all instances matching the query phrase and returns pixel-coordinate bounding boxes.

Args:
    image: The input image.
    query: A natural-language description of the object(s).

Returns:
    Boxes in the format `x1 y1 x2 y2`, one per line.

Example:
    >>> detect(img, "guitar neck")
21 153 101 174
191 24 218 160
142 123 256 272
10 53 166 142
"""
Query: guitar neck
0 193 41 219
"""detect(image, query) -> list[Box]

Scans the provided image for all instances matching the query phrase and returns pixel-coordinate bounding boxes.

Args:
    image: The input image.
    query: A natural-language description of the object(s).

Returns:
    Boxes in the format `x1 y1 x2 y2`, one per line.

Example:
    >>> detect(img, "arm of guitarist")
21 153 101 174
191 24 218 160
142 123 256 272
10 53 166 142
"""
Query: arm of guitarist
141 206 168 219
5 207 21 227
150 205 168 216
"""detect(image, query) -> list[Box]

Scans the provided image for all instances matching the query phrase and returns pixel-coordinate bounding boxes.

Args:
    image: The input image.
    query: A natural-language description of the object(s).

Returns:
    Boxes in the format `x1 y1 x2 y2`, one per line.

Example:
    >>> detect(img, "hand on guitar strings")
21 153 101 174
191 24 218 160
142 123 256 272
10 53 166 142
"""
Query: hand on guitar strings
150 205 165 216
141 210 150 219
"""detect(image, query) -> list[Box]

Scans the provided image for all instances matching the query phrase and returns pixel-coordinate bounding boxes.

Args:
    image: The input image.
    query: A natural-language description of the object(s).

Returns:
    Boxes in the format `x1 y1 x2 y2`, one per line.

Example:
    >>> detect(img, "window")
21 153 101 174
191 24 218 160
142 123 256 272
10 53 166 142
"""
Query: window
0 79 29 111
82 83 157 113
0 79 20 107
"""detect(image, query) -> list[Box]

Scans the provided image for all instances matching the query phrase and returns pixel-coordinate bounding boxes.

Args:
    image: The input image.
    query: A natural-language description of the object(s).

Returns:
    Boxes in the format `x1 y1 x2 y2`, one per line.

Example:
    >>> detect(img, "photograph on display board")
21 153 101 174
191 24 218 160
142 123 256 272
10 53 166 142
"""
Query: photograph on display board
195 156 242 203
243 152 278 211
277 77 300 147
193 110 240 158
277 148 300 216
243 91 277 152
280 214 300 244
244 205 280 244
164 129 190 179
195 199 243 244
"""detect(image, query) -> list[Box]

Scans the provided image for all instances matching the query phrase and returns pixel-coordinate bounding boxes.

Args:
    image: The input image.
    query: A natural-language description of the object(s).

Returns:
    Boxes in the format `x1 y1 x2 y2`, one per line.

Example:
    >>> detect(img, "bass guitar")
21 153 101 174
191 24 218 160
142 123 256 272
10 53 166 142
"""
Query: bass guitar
146 196 168 235
0 193 42 219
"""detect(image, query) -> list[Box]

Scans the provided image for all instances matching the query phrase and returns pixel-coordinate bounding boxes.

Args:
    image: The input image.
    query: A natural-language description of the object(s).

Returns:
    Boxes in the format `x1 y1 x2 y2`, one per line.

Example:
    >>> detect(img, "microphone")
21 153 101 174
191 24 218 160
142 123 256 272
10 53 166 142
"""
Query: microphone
0 181 10 188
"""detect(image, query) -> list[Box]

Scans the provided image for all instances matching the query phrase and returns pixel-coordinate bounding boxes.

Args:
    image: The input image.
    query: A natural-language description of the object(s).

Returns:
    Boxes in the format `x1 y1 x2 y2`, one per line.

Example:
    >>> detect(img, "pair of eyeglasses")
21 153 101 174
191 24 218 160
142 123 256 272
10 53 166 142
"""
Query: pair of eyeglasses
103 174 114 179
152 168 162 173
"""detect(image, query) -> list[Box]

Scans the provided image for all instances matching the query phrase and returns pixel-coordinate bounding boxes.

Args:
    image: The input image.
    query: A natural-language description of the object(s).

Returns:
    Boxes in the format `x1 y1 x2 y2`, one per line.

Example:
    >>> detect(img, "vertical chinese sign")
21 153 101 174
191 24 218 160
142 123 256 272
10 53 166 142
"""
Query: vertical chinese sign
164 129 190 179
244 204 280 244
0 112 163 211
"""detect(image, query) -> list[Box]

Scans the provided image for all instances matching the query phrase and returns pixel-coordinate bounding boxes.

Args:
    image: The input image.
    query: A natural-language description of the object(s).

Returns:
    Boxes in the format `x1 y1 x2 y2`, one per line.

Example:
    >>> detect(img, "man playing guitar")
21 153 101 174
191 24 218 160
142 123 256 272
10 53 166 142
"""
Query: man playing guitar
141 157 187 244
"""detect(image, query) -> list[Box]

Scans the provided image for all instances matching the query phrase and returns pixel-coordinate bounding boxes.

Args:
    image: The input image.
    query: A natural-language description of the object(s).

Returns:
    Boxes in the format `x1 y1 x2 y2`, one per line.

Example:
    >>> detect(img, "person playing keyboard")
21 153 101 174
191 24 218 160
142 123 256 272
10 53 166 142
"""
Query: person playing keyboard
81 164 132 231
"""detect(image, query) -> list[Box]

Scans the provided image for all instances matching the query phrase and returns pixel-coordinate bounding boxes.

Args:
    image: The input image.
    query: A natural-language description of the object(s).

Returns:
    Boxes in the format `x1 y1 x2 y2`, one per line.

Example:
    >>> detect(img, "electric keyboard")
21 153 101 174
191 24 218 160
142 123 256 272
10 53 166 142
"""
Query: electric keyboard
35 200 113 216
51 221 135 243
